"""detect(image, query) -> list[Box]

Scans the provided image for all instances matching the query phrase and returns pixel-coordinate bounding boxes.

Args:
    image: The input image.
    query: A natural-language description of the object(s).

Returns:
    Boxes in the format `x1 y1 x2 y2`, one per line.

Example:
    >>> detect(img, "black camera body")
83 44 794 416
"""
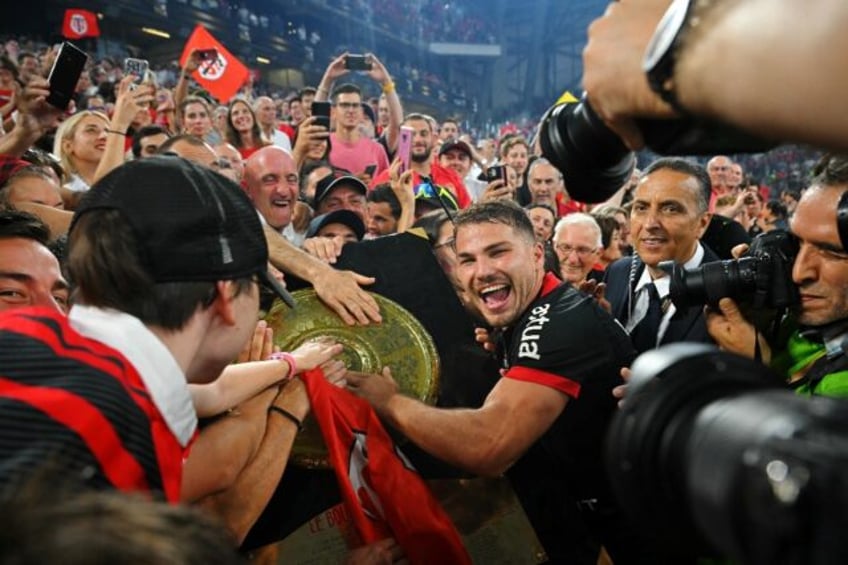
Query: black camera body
662 230 799 312
606 343 848 565
537 95 777 203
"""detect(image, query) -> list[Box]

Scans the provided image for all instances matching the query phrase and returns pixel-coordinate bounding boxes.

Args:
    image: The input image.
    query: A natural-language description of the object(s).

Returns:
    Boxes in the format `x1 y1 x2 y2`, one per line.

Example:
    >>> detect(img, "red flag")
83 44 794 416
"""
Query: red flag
62 9 101 39
179 25 249 103
302 370 471 565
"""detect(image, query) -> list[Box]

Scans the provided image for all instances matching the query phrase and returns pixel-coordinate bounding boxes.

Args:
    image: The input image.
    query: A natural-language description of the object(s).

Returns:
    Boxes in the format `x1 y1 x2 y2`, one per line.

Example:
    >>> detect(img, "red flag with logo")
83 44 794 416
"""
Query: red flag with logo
179 25 249 103
62 9 101 39
301 370 471 564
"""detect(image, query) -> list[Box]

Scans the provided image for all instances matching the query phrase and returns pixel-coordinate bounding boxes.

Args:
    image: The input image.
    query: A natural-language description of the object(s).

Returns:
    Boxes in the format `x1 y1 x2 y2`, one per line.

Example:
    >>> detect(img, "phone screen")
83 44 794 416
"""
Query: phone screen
312 101 331 130
124 58 149 86
46 42 88 110
345 54 372 71
398 126 413 173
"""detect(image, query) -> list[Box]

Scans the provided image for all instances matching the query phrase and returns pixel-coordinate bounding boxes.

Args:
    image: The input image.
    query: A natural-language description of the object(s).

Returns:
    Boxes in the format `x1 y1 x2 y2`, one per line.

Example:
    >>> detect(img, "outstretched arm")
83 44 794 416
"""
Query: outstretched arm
347 367 567 476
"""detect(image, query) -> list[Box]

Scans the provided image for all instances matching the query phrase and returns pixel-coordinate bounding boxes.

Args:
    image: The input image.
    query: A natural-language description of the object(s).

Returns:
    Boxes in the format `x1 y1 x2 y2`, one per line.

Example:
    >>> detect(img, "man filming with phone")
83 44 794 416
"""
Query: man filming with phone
314 53 392 183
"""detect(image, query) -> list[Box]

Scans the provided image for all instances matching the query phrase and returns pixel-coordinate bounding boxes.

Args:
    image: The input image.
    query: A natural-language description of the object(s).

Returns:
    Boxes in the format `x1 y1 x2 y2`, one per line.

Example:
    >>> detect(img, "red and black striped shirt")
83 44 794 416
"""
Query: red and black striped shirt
0 307 186 501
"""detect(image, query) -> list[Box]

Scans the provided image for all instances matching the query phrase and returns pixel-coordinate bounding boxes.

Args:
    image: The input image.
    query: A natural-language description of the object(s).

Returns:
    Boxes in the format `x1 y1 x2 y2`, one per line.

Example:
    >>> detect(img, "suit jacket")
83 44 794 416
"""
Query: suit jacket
604 246 720 347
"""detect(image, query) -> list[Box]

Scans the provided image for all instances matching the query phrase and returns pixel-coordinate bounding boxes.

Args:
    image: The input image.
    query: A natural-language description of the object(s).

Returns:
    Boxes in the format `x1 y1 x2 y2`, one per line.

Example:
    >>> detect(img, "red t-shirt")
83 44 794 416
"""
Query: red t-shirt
278 123 296 143
556 193 586 217
370 162 472 209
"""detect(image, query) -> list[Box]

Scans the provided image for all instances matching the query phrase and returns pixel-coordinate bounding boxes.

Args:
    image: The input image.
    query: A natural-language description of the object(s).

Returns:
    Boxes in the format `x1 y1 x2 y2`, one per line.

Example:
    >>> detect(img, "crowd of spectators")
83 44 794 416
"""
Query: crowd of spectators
0 0 841 561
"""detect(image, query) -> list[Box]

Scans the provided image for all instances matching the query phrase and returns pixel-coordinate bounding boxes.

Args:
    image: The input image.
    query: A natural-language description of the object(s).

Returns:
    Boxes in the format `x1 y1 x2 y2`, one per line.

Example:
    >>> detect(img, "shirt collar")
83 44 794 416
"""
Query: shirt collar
68 305 197 446
635 243 705 298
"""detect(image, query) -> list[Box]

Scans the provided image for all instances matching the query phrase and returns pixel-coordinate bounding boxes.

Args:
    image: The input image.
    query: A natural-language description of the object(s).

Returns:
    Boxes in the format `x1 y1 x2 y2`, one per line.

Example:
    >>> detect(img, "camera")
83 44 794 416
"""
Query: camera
605 343 848 565
660 230 799 311
537 95 777 203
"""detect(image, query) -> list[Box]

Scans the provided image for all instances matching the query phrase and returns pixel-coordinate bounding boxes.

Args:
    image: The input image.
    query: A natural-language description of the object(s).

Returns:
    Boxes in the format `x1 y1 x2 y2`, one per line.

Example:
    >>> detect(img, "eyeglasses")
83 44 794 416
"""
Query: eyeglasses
555 243 597 257
334 102 361 111
433 237 454 251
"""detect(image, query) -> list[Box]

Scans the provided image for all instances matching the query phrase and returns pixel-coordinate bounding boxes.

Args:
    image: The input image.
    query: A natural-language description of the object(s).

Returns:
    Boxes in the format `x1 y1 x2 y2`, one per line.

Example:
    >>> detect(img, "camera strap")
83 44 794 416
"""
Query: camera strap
796 352 848 394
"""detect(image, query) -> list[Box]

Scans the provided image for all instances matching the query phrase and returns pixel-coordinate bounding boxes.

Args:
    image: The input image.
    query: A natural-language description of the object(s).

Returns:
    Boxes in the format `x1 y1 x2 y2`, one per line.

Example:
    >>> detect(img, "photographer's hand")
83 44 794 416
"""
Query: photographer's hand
583 0 678 149
705 297 772 364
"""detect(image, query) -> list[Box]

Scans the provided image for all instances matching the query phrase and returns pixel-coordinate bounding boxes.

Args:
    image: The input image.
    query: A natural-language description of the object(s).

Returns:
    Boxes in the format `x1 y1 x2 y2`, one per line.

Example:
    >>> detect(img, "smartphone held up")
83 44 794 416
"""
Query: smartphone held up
46 42 88 110
344 54 372 71
397 126 414 173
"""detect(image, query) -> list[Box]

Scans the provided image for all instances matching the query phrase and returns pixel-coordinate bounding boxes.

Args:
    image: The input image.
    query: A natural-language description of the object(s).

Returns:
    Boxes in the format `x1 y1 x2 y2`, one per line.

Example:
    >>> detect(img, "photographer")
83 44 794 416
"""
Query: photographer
706 155 848 398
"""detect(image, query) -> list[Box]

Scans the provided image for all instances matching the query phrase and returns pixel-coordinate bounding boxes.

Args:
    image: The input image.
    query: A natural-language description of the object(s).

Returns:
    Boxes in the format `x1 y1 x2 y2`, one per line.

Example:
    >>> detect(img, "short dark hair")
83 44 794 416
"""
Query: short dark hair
157 134 207 155
288 95 302 105
178 95 212 121
299 159 332 198
525 203 556 220
131 125 171 159
642 157 710 214
0 479 244 565
412 209 453 248
810 154 848 188
592 213 620 249
455 200 536 245
0 166 57 210
0 210 51 244
367 184 401 220
331 83 361 101
67 210 251 330
765 199 788 220
21 147 65 181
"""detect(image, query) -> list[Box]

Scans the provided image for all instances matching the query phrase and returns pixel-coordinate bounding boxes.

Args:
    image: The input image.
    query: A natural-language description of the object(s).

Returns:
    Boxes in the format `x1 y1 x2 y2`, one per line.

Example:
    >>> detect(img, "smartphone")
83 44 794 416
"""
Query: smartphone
364 164 377 176
46 42 88 110
485 165 508 184
124 57 149 88
345 54 372 71
397 126 413 173
311 101 331 130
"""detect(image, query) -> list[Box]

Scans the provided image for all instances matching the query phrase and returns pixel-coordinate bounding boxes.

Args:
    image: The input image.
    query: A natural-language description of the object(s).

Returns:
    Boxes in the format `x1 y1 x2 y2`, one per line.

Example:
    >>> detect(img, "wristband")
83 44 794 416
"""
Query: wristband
268 405 304 432
268 351 297 379
104 128 128 136
182 72 193 80
381 81 396 94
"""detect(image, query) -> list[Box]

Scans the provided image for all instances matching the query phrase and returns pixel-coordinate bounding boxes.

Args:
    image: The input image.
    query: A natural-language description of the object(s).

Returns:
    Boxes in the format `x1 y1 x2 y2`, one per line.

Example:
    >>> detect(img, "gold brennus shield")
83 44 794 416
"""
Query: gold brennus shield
264 289 440 467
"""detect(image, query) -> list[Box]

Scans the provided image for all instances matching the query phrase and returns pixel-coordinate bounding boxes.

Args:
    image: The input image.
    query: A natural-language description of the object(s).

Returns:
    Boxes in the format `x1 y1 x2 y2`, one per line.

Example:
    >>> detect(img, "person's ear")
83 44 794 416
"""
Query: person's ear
209 280 238 326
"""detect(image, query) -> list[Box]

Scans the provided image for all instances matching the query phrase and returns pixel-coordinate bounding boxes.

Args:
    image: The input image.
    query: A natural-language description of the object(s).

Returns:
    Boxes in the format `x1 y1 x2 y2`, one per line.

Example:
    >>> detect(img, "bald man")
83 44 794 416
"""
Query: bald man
244 146 305 246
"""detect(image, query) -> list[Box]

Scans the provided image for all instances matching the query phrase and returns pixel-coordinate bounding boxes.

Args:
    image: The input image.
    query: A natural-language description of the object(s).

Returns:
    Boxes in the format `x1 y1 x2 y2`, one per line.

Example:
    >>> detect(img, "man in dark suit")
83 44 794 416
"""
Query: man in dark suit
604 157 718 353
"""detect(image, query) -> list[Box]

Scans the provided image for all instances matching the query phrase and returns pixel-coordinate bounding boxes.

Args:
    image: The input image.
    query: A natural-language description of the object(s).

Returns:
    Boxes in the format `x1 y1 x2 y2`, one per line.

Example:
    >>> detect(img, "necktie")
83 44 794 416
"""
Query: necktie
630 283 662 354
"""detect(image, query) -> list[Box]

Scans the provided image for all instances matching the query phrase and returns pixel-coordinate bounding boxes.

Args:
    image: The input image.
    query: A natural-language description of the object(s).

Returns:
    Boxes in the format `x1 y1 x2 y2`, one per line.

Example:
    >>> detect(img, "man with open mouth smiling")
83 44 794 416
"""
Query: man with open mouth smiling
346 201 654 564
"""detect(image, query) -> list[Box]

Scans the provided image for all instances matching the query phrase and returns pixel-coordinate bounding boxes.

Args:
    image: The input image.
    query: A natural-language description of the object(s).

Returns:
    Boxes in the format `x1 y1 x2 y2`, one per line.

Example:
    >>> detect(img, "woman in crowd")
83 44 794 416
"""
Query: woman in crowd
225 98 267 159
53 110 110 194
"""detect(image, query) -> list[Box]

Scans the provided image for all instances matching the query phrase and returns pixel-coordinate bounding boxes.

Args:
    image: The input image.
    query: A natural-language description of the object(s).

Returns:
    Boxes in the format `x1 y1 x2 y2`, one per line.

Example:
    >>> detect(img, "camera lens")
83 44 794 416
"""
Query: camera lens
663 257 759 310
538 97 635 203
605 344 782 559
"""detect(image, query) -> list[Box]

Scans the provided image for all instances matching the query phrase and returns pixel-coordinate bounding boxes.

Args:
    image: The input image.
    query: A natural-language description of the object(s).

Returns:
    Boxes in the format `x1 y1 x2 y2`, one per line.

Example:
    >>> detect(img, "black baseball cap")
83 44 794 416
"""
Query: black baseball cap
306 209 366 240
438 138 472 159
313 172 368 210
71 156 295 308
